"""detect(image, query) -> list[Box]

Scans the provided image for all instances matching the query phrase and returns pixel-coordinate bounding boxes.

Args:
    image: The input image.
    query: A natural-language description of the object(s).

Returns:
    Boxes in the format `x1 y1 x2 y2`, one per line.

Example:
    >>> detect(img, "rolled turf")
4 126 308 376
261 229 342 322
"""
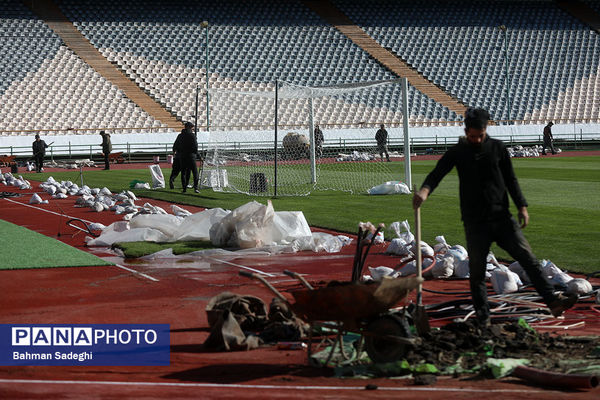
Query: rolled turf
0 219 113 270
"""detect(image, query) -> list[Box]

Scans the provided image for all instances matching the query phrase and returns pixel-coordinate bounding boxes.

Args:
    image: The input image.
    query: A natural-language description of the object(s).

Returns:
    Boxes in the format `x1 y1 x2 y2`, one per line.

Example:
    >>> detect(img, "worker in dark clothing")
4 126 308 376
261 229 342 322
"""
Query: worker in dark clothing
173 122 199 193
100 131 112 170
169 129 184 189
314 123 324 157
413 108 577 327
541 121 556 155
32 134 49 173
375 124 390 162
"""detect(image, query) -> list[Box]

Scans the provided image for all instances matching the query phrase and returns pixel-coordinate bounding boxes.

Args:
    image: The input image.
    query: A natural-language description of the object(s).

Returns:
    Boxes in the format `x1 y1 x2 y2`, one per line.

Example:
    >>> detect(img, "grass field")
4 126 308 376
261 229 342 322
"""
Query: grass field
0 219 112 269
27 156 600 273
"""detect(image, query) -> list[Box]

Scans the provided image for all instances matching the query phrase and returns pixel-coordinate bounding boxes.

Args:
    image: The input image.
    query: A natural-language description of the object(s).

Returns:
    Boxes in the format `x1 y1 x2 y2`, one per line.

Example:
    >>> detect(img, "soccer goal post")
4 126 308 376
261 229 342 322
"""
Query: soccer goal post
203 77 412 196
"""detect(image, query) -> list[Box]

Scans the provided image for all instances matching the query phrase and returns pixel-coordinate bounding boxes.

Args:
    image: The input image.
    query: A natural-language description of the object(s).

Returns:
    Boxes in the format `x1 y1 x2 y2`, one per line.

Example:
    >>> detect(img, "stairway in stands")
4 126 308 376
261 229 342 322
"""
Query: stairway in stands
304 0 467 117
24 0 183 130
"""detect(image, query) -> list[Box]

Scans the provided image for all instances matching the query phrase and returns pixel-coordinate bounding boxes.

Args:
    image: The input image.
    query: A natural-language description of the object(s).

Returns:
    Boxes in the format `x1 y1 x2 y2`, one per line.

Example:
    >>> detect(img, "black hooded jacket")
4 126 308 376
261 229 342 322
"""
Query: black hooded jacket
422 135 527 223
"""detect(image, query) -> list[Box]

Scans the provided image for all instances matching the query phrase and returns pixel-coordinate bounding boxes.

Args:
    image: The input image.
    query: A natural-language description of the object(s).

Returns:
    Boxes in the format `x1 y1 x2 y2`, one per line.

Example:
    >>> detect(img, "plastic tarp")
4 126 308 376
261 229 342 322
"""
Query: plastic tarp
86 221 169 246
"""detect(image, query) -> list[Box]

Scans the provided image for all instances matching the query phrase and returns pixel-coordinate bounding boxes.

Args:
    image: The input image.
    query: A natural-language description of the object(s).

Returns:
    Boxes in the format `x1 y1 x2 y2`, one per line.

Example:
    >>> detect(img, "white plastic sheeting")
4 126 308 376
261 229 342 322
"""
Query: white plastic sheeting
85 200 345 255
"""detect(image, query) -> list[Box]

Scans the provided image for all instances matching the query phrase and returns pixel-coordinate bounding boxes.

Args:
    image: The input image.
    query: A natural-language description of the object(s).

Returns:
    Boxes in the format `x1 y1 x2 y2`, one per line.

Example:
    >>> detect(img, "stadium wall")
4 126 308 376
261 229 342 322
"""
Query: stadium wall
1 124 599 157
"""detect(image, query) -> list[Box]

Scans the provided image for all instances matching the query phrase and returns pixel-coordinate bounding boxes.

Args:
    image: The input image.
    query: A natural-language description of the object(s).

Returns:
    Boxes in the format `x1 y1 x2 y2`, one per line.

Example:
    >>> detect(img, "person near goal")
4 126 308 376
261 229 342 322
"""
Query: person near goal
173 122 199 193
375 124 390 162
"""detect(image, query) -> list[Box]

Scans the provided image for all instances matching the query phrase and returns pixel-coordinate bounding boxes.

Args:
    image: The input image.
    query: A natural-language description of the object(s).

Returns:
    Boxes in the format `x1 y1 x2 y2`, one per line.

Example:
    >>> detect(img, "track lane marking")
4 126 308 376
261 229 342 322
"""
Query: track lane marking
0 378 546 394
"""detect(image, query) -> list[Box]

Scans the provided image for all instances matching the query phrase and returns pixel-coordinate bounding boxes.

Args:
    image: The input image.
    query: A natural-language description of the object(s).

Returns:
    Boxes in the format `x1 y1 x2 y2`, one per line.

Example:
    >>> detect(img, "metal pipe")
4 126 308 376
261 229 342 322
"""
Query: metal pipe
512 365 599 389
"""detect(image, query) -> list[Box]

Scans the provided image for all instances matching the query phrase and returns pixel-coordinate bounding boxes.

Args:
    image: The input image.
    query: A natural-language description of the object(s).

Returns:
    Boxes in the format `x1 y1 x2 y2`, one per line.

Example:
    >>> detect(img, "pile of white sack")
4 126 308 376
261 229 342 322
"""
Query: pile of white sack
87 200 351 254
336 151 377 162
1 172 32 190
368 219 593 296
508 145 562 158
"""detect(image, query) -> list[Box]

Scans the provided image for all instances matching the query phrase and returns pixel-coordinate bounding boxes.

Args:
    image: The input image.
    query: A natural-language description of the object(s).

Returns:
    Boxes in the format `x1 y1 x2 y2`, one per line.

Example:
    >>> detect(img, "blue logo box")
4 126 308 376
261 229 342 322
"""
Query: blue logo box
0 324 170 366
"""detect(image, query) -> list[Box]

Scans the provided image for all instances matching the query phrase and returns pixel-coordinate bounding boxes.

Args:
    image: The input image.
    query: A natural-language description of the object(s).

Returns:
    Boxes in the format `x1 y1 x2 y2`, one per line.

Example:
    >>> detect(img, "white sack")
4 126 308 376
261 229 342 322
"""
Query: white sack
490 269 520 294
149 164 165 189
368 266 397 281
367 180 411 195
134 182 151 189
566 278 593 295
29 193 43 204
386 238 411 256
542 259 574 287
432 254 454 278
389 220 414 244
210 201 270 248
508 261 531 284
292 232 343 253
454 259 470 278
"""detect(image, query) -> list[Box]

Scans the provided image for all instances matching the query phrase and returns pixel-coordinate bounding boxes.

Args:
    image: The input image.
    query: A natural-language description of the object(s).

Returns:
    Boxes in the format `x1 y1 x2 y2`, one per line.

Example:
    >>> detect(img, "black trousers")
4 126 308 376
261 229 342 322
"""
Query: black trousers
542 140 556 155
34 154 44 172
464 216 556 321
180 155 198 190
103 153 110 170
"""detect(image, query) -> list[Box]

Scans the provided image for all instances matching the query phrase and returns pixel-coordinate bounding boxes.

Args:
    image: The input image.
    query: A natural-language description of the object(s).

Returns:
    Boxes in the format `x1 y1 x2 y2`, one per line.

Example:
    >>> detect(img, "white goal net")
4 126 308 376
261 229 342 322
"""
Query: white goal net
203 79 409 196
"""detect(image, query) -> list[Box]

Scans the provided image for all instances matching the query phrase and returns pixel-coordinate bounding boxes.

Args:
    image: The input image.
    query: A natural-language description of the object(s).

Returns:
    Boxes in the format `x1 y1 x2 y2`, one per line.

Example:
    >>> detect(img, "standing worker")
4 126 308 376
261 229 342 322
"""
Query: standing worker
173 122 199 193
413 108 577 327
541 121 556 155
169 127 184 189
100 131 112 170
32 134 49 173
314 123 324 157
375 124 390 162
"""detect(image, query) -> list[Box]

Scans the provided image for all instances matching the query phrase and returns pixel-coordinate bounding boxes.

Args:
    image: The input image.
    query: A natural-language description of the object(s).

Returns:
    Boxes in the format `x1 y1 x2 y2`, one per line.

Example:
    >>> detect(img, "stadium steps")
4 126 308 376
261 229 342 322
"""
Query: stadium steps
303 0 467 117
557 0 600 34
23 0 183 130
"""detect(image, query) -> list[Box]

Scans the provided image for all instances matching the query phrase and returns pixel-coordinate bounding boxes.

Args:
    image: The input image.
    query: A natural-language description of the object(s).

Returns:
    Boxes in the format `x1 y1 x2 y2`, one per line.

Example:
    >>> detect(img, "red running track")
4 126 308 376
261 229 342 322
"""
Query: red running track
0 167 598 399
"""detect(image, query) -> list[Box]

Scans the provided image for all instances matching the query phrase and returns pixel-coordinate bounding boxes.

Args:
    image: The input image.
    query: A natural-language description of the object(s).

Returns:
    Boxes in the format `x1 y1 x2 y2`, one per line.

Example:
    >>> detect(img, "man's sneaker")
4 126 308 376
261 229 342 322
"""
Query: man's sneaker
194 188 200 193
548 293 578 317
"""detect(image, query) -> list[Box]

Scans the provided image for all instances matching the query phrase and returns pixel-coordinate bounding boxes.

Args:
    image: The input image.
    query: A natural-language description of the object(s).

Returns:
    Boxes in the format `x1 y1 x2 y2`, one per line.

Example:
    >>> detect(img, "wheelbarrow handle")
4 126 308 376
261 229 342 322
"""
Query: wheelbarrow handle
283 270 314 290
238 270 288 303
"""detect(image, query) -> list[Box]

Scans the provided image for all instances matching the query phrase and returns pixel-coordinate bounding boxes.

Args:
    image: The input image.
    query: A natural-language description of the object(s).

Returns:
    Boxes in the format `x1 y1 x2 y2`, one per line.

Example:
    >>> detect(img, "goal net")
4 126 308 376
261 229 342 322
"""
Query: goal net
202 79 407 196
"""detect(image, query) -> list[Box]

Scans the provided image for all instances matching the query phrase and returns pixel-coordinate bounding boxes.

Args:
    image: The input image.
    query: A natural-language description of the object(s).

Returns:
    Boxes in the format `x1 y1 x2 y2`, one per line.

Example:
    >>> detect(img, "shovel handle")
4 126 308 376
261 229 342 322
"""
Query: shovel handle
413 184 423 306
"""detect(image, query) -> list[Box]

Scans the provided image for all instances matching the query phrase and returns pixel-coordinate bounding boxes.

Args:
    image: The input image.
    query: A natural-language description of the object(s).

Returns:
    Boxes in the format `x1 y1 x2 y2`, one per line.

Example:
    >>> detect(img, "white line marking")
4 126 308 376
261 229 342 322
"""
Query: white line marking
207 256 275 277
114 264 159 282
0 378 545 394
3 197 94 224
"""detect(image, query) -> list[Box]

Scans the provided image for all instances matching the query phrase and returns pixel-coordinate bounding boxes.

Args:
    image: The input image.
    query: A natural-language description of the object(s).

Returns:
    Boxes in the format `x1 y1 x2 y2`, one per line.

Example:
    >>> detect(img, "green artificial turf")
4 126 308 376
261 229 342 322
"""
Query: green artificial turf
113 240 215 258
0 219 113 269
27 156 600 273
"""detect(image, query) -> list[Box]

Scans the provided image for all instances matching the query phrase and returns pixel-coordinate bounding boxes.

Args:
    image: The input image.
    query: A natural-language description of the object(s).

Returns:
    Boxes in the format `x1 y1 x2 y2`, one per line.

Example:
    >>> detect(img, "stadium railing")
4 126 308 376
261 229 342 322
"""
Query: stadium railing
1 133 597 163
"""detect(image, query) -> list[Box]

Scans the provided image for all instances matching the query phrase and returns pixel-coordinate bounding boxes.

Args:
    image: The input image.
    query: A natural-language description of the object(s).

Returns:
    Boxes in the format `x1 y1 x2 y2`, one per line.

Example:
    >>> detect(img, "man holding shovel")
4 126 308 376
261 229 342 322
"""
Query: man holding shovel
413 108 577 327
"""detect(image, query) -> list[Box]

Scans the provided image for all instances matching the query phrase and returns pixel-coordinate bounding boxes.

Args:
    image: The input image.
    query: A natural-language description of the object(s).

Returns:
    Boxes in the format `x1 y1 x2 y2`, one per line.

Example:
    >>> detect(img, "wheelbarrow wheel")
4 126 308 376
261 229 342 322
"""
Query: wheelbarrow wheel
364 314 412 363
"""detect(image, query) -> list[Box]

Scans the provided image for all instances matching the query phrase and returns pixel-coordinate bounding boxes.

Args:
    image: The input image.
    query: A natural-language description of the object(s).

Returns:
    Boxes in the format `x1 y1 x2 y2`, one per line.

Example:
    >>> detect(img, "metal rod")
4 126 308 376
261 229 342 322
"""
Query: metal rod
274 80 278 197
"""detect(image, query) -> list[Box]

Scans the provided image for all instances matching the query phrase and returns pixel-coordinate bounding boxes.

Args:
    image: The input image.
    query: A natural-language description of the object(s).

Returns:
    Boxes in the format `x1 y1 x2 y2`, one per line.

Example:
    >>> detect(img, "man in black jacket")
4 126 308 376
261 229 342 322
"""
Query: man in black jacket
413 108 577 326
173 122 199 193
32 134 49 173
100 131 112 170
375 124 390 162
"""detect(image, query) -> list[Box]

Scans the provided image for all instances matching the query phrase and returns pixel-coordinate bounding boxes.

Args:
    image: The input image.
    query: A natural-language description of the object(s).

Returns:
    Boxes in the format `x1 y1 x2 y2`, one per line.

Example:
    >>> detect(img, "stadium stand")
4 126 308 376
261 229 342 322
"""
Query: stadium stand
55 0 457 129
2 0 599 138
334 0 600 123
0 0 164 134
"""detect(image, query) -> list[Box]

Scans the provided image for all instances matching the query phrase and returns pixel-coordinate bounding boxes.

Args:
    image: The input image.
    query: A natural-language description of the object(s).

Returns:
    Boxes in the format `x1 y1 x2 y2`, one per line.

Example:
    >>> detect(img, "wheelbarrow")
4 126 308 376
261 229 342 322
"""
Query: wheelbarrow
238 270 423 364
